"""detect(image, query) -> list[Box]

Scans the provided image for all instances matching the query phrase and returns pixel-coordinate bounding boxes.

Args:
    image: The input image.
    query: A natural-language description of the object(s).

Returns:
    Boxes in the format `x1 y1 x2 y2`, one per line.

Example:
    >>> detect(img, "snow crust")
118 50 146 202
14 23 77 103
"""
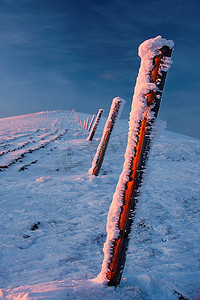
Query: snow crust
89 97 126 175
95 36 174 283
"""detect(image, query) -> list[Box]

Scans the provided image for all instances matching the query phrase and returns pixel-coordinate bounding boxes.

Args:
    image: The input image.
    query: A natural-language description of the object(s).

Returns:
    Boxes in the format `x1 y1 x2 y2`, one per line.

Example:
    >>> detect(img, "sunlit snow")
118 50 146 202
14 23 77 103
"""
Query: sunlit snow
0 110 199 299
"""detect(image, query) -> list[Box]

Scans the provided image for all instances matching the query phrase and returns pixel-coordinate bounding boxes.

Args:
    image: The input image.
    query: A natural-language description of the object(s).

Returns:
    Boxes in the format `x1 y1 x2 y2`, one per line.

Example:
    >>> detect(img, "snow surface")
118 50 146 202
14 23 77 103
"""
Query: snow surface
0 110 200 299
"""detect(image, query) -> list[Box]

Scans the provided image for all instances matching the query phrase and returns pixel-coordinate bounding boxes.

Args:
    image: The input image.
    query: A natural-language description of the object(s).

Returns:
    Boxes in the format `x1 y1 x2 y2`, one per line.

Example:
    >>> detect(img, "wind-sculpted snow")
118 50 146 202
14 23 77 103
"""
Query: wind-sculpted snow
0 129 67 170
0 110 199 300
0 112 67 171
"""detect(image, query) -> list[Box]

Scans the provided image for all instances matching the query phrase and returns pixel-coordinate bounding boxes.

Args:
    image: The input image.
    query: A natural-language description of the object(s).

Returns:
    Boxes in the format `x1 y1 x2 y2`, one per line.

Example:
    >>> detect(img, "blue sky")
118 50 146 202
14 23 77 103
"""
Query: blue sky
0 0 199 138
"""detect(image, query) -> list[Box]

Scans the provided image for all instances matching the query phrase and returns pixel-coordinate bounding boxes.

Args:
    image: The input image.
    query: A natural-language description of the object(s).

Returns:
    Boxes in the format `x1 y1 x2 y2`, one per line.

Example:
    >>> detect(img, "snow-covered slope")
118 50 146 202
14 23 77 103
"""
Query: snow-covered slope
0 110 199 300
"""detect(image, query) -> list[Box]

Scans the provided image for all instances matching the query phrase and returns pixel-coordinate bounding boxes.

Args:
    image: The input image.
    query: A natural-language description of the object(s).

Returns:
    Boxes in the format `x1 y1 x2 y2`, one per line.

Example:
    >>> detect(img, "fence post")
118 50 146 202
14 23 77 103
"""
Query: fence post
87 109 104 141
88 114 95 131
89 97 125 176
83 120 86 129
85 116 90 130
96 36 174 286
72 109 79 123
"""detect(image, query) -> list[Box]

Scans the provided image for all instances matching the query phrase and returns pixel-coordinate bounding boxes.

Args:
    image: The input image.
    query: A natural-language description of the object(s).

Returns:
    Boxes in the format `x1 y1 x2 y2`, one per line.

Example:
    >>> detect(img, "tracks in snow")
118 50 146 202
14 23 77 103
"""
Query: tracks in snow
0 129 67 172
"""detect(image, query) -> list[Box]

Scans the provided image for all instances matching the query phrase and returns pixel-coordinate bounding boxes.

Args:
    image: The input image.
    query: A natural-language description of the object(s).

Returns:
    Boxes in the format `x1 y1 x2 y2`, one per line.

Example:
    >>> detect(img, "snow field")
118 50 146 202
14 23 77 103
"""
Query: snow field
0 110 199 299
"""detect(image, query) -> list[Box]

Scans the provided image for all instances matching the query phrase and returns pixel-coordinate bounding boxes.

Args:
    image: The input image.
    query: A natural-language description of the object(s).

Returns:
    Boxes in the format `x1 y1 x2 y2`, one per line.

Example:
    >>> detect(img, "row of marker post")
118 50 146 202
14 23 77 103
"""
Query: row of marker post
72 97 125 176
72 109 97 132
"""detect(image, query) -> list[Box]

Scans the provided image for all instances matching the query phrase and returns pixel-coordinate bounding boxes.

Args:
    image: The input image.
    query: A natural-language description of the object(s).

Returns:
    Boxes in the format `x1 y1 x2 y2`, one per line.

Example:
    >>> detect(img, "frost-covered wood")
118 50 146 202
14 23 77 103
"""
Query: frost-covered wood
95 36 174 286
85 117 90 130
83 120 86 130
88 114 95 131
87 109 104 141
89 97 125 176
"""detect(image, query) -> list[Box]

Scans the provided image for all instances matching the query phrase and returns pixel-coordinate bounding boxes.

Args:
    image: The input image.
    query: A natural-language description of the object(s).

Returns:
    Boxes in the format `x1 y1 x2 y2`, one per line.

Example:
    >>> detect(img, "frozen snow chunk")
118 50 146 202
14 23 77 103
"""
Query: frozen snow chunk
36 176 51 183
138 35 174 60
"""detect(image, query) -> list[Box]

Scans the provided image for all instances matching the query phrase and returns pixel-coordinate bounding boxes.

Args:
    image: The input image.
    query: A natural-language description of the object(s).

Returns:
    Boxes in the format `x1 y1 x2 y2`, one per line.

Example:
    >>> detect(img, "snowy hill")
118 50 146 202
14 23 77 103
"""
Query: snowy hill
0 110 199 300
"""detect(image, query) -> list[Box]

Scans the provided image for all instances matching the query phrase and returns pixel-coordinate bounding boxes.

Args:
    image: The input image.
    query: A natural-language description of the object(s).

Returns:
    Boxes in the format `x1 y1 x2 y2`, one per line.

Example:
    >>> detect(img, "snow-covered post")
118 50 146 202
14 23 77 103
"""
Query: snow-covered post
85 116 90 130
95 36 174 286
87 109 104 141
89 97 125 176
88 114 95 131
72 109 79 123
83 120 86 130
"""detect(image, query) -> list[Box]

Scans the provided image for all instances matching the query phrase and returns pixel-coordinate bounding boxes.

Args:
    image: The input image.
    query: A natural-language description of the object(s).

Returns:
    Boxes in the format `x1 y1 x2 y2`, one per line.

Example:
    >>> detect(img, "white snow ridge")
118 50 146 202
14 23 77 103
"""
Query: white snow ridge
0 110 199 299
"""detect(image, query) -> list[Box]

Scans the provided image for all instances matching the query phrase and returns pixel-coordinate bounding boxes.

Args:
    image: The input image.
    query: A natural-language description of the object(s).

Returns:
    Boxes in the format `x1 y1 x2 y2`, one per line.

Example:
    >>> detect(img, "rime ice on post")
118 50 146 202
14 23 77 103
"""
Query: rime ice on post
87 109 104 141
72 109 79 123
95 36 174 286
88 114 95 131
85 116 90 130
83 120 86 130
89 97 126 176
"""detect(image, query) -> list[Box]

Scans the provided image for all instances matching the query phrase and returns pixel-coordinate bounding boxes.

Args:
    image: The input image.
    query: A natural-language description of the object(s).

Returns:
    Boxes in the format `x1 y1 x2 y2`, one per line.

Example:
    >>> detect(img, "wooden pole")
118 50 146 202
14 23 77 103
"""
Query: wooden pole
83 120 86 130
85 116 90 130
87 109 104 141
99 39 173 286
72 109 79 123
88 114 95 131
89 97 125 176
